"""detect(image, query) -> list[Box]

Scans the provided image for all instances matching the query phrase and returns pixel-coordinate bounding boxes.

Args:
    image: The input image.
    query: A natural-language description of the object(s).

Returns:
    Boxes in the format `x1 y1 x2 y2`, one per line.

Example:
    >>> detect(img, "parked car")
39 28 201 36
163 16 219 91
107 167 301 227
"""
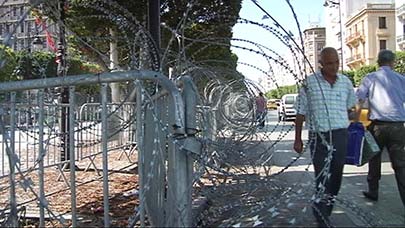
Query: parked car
267 99 280 110
278 93 298 121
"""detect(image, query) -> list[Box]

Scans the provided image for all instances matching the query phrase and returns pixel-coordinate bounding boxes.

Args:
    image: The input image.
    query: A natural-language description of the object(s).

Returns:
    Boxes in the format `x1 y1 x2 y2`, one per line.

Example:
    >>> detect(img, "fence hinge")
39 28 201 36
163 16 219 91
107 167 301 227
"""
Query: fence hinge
176 135 201 155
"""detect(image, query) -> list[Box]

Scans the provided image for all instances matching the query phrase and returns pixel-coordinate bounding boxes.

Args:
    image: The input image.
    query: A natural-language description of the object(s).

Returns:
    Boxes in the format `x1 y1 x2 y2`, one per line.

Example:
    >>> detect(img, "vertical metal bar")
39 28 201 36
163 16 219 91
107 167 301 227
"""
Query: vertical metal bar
177 77 197 227
69 86 77 227
135 81 145 226
211 108 217 142
101 84 110 227
157 96 167 227
1 110 4 176
9 92 17 227
38 89 45 227
58 0 70 163
166 98 176 227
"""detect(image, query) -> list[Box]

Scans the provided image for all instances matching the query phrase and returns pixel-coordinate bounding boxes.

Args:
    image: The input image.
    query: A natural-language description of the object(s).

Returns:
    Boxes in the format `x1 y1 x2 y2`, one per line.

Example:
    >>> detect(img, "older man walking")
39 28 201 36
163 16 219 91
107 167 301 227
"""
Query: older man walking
355 49 405 210
294 47 356 227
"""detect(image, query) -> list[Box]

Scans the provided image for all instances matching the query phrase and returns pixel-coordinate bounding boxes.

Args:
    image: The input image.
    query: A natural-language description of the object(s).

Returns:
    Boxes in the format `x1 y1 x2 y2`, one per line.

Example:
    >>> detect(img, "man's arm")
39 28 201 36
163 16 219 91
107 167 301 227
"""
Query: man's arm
354 74 371 122
294 114 305 153
353 100 365 122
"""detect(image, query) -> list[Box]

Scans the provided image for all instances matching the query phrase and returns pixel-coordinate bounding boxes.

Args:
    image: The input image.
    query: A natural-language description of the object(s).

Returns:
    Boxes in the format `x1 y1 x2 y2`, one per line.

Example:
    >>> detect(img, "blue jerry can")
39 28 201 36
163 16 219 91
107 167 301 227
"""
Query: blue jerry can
346 122 365 166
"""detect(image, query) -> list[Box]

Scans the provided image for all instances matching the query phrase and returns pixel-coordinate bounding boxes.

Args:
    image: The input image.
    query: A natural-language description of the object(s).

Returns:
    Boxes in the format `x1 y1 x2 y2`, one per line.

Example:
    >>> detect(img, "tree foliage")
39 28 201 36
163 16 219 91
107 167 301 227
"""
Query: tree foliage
0 45 17 81
51 0 242 81
342 70 355 85
0 47 101 96
394 50 405 75
350 51 405 86
161 0 241 68
265 84 298 99
353 64 377 86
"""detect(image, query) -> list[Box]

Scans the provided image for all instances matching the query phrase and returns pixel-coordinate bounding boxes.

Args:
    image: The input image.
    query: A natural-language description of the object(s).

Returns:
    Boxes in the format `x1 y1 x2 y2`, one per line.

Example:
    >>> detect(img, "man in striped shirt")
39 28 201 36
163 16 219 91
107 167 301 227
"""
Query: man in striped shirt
294 47 356 227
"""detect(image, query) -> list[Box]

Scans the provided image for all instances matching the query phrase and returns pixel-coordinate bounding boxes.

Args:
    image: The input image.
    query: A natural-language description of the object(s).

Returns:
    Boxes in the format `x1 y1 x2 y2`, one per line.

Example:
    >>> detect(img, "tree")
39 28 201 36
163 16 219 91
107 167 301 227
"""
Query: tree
161 0 241 80
40 0 241 80
343 70 355 85
265 84 298 99
0 45 17 81
394 51 405 75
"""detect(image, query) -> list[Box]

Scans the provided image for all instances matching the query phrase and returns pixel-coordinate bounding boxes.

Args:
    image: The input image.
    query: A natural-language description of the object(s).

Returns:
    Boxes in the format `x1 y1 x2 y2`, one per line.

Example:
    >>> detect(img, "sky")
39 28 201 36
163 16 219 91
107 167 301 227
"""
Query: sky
231 0 327 88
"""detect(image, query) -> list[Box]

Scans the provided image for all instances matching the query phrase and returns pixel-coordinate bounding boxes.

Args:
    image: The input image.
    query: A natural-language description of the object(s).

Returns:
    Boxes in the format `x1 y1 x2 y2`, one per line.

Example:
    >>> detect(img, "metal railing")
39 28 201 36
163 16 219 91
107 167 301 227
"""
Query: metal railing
0 70 199 227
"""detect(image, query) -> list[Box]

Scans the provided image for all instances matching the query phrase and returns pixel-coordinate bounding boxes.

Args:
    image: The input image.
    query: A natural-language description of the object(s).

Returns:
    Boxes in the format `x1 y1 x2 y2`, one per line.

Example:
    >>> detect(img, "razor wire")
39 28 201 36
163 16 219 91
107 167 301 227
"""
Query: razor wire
0 0 385 227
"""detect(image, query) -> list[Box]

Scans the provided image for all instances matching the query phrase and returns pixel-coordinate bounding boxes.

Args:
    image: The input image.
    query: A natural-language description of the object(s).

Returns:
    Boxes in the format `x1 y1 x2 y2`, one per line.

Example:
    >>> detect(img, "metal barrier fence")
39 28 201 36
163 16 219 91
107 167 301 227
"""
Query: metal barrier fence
0 101 136 178
0 70 199 227
135 76 200 227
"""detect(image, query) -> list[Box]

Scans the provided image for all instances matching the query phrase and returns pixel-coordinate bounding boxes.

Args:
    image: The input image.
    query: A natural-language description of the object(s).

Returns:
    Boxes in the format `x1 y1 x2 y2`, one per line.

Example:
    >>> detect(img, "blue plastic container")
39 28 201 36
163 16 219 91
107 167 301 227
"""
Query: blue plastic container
346 122 365 165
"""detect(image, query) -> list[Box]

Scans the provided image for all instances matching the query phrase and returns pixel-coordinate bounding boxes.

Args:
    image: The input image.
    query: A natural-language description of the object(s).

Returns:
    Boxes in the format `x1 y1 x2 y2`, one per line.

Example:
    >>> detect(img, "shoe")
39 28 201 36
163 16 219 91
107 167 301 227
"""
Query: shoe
362 191 378 201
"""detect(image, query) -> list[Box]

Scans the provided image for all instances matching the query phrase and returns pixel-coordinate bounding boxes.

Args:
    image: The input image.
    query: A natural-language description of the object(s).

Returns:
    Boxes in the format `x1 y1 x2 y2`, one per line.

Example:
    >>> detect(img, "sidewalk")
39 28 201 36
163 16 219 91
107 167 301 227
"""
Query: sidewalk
271 141 405 227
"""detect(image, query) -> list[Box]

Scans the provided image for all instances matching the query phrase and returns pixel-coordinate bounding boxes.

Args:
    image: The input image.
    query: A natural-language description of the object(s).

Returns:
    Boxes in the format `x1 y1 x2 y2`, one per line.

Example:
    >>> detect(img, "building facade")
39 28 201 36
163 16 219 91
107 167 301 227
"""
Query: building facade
324 0 348 71
303 27 326 75
0 0 56 52
396 0 405 50
344 3 396 69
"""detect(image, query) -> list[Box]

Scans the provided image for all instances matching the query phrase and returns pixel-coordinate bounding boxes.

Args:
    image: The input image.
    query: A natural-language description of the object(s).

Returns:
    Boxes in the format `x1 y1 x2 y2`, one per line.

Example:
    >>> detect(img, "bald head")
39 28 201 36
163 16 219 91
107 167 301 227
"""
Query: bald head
320 47 339 59
319 47 340 76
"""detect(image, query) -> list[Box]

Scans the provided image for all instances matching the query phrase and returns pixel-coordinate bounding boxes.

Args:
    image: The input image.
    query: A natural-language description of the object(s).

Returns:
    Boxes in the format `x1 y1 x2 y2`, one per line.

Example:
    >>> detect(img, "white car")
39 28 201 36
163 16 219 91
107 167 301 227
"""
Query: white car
278 93 298 121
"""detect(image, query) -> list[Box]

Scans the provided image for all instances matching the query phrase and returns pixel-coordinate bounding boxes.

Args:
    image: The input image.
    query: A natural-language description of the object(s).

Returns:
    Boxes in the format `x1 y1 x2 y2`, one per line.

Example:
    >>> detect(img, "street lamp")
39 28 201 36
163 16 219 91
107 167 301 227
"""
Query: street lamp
32 37 43 51
324 0 344 73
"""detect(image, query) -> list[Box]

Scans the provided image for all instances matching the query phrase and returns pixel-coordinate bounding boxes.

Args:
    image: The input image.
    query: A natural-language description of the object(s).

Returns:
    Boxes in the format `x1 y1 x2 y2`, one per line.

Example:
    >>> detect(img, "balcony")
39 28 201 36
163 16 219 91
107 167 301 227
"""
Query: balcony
376 27 390 38
345 31 365 47
397 35 405 50
397 4 405 20
346 54 365 69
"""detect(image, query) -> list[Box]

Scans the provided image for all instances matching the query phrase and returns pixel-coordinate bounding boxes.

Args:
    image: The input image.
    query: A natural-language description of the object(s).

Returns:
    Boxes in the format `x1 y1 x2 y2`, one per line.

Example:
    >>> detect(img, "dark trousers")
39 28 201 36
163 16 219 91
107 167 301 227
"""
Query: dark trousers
310 128 348 217
367 121 405 207
256 111 266 127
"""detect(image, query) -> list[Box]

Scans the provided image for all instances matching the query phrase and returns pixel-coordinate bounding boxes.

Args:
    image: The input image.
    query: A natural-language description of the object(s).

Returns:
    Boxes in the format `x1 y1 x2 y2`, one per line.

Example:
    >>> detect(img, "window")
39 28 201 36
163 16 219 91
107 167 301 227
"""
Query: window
284 96 296 105
379 40 387 50
378 17 386 29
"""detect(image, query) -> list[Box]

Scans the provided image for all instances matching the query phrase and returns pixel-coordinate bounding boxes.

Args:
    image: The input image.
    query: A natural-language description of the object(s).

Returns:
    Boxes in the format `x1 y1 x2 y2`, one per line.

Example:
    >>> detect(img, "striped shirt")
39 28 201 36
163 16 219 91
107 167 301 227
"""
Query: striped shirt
295 72 356 132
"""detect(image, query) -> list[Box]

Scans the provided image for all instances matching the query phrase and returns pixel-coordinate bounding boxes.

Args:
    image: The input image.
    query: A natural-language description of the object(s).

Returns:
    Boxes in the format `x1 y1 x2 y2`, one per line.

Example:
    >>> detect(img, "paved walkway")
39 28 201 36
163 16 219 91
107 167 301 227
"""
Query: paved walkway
271 141 405 227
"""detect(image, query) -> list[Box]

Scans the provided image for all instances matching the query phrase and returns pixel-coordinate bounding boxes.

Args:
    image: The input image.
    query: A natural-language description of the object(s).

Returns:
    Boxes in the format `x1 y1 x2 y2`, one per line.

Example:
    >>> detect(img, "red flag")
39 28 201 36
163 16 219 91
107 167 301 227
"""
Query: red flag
46 31 56 52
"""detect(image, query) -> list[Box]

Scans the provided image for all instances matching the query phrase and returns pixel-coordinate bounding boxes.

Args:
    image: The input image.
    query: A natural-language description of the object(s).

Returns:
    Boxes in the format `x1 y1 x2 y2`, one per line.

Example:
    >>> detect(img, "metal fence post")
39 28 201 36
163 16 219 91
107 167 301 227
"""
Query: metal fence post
135 81 145 226
9 92 18 227
69 86 77 227
38 89 45 227
167 76 200 227
101 83 110 227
